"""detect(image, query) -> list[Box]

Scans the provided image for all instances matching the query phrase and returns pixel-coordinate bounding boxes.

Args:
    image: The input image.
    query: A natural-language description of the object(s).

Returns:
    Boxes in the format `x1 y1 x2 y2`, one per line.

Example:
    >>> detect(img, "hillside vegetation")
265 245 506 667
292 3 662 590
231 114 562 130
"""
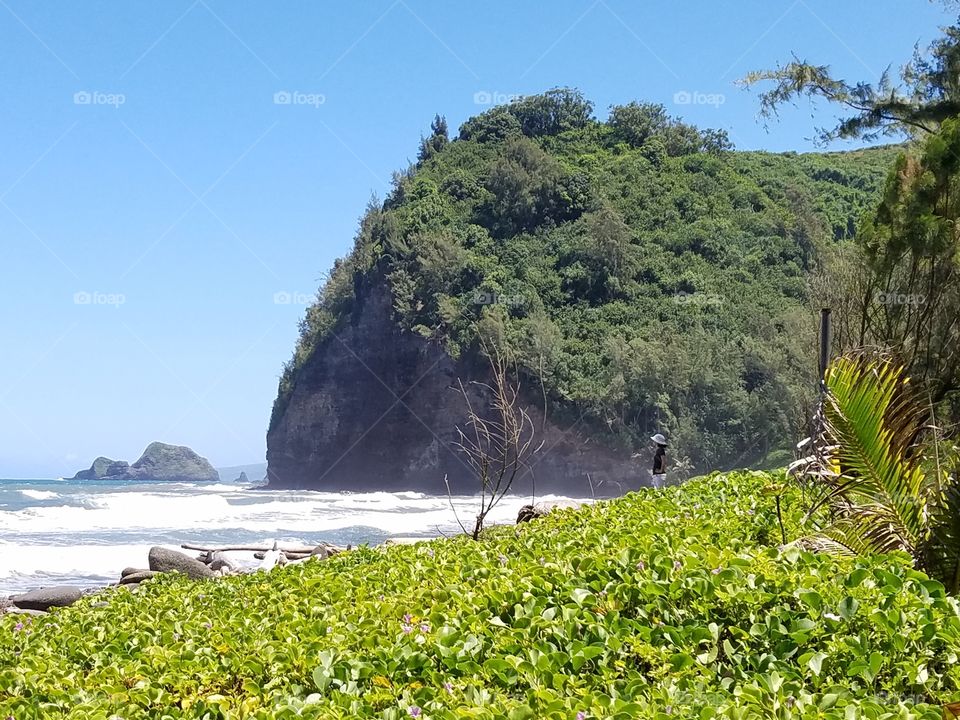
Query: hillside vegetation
2 471 959 718
273 90 901 472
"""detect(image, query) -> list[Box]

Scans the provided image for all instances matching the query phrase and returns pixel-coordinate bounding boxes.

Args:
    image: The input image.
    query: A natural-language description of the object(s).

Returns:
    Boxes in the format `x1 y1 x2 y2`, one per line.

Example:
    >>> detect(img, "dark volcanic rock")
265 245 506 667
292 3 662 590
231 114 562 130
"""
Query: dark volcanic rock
72 443 219 483
148 547 215 579
73 456 118 480
517 504 546 523
106 460 131 476
11 585 84 611
119 570 159 585
517 500 581 523
266 283 638 496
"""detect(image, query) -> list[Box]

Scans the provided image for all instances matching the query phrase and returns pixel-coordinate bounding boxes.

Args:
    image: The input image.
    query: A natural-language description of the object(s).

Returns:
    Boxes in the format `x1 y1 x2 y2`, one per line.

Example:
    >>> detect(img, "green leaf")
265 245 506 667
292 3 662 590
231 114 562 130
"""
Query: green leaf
799 590 823 612
806 651 826 676
570 588 592 605
838 596 859 621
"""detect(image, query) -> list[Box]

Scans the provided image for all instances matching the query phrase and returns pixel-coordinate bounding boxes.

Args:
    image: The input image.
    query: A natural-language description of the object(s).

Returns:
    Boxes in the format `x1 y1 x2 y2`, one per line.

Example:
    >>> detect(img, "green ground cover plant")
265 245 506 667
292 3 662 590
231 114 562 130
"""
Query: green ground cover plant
3 470 959 718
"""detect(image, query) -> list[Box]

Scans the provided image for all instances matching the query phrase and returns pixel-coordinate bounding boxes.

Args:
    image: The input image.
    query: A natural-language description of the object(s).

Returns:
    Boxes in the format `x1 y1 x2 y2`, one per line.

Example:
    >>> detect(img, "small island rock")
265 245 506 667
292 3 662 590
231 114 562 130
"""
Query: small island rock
71 442 219 483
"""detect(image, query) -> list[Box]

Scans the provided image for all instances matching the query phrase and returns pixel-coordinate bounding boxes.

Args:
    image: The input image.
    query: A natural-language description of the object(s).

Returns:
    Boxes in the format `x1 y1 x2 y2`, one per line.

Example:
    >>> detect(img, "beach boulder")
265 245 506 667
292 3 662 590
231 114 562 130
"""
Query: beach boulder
517 501 581 524
10 585 84 611
119 570 159 585
148 547 215 579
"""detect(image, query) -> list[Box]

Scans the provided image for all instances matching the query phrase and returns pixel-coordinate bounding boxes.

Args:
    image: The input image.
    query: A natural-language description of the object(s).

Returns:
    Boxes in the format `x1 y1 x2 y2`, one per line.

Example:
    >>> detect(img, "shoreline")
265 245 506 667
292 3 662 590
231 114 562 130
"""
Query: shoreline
1 476 593 600
0 501 582 609
0 540 359 615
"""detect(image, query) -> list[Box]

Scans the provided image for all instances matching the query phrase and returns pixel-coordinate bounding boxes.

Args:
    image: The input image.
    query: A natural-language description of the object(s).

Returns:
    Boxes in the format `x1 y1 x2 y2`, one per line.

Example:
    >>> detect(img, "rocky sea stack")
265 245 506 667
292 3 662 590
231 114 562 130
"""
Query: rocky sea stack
72 442 219 483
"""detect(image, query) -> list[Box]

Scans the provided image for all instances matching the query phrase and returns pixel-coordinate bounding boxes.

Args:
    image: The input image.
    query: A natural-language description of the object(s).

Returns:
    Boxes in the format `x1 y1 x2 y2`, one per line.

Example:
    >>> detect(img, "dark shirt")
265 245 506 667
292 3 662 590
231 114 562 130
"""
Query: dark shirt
652 446 666 474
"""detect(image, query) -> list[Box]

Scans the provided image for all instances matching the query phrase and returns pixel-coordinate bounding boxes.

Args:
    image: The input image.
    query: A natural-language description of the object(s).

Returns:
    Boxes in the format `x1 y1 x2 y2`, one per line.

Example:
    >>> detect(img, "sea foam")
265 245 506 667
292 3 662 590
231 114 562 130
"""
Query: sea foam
0 480 589 594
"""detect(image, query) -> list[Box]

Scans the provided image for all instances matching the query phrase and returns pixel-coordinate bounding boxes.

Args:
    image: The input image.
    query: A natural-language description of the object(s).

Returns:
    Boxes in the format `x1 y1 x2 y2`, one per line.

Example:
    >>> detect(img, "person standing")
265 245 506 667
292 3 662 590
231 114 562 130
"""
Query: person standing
650 433 668 487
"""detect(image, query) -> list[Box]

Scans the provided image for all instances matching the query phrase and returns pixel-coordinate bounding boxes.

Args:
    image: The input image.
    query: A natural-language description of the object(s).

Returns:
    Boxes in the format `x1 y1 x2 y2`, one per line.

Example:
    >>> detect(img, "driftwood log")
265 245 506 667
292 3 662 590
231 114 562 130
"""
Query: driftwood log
183 542 347 564
181 543 318 554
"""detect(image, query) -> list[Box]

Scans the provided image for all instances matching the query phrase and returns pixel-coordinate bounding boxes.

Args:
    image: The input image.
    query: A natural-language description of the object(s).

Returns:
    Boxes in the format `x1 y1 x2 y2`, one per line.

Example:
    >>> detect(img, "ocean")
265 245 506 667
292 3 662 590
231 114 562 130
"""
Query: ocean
0 476 584 596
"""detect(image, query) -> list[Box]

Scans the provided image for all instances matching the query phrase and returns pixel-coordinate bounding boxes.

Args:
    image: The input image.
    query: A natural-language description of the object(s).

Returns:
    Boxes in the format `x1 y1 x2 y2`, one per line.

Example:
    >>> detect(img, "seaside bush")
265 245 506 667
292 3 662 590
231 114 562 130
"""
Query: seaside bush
2 470 960 718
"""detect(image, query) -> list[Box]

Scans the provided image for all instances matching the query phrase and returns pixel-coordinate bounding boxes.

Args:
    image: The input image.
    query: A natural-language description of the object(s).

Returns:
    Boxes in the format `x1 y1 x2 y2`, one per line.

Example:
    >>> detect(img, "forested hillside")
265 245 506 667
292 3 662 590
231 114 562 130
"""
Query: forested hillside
271 90 901 478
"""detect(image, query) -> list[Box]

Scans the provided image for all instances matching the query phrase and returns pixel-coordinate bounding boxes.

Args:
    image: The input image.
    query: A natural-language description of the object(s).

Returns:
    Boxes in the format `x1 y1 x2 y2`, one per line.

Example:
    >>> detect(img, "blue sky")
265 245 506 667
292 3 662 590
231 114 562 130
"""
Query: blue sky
0 0 952 477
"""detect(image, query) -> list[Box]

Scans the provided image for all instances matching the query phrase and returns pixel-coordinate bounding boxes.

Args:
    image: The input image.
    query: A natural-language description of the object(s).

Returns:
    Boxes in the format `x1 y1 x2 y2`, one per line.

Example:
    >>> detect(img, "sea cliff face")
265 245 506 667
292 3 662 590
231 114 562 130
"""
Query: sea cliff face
265 283 640 496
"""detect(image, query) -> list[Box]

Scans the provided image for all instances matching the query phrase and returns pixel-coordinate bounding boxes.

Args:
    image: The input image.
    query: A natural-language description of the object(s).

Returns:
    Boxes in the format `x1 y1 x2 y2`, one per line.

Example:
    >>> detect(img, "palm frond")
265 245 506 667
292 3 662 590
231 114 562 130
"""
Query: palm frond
802 353 931 556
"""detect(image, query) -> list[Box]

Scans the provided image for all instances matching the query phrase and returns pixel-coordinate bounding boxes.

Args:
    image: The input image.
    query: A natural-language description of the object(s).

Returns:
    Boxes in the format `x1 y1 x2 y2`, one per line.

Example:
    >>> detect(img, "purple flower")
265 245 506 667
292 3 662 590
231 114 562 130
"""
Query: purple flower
711 567 721 575
12 622 24 633
673 560 682 571
403 613 413 624
402 623 413 634
498 554 508 567
577 713 586 720
636 561 646 571
426 549 435 558
408 707 421 717
203 622 212 630
420 622 431 633
444 681 453 692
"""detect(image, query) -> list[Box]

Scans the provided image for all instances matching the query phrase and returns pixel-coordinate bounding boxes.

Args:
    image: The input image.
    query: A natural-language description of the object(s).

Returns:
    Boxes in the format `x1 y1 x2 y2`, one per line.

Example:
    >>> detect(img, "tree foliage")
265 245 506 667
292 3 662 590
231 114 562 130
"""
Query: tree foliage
741 20 960 143
811 120 960 417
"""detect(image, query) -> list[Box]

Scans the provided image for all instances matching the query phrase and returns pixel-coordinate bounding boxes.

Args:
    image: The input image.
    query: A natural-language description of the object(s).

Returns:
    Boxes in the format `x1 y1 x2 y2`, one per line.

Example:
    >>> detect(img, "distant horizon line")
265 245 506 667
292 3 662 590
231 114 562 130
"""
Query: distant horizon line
0 460 268 482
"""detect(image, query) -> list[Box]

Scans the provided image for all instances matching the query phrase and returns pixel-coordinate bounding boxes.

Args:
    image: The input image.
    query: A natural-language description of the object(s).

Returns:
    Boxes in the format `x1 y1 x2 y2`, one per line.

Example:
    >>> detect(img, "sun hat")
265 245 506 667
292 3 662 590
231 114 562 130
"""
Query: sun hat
650 433 667 445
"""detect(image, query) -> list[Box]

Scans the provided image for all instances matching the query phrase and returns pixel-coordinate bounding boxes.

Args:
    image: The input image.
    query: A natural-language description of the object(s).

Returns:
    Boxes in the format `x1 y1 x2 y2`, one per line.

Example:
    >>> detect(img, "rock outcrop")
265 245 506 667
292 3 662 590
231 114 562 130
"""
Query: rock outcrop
266 283 639 496
72 443 219 483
